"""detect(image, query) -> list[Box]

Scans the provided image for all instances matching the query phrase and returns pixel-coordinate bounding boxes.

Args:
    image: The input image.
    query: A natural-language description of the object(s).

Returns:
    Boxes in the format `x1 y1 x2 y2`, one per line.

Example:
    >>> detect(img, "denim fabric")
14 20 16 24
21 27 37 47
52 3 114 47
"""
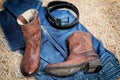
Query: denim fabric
0 0 120 80
0 0 42 51
3 0 42 17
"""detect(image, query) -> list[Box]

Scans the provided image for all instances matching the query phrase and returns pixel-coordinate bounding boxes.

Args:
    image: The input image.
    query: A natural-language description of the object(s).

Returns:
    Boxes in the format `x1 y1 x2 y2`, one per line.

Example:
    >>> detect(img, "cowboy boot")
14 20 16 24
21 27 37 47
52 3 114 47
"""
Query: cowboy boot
45 31 102 77
17 9 42 76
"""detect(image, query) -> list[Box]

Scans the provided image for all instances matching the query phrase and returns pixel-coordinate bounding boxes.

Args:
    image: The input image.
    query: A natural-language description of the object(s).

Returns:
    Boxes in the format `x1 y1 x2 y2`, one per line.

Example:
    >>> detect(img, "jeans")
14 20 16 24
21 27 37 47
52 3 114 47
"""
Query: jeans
0 0 120 80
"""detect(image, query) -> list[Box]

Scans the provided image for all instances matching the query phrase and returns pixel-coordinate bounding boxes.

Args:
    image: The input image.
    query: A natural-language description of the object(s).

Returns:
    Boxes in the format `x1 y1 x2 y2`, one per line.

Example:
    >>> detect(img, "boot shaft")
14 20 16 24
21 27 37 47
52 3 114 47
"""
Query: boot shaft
67 31 99 61
68 31 94 54
17 9 41 40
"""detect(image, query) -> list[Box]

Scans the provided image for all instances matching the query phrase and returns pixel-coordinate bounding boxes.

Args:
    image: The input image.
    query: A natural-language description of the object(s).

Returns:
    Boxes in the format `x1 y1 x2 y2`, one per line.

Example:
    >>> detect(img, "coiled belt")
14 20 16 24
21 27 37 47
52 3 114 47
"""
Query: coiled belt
46 1 79 30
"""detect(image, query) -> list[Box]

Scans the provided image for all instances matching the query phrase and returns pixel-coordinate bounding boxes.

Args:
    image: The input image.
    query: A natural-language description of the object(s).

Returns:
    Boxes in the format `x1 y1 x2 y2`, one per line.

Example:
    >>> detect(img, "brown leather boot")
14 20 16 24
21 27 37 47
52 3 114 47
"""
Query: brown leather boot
17 9 42 76
45 31 102 77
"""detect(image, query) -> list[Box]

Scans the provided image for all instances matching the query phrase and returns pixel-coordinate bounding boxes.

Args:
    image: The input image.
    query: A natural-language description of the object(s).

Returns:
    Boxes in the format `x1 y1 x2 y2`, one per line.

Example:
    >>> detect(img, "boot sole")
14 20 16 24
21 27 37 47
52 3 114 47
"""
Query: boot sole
45 59 102 77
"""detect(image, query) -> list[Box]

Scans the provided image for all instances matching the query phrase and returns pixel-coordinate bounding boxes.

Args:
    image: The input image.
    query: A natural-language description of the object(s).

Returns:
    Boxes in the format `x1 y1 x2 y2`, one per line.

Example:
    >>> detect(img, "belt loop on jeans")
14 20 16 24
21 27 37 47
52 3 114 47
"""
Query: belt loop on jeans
46 1 79 30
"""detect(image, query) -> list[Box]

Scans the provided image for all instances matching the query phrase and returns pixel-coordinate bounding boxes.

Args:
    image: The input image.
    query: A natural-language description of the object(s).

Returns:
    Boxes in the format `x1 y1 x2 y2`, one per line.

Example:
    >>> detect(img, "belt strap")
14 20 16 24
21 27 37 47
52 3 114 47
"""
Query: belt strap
46 1 79 30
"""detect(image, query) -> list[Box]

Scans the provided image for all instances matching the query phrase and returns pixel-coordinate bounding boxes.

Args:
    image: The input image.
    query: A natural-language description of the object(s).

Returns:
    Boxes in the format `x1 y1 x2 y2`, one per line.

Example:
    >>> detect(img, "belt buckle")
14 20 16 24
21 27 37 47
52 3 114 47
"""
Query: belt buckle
55 16 69 26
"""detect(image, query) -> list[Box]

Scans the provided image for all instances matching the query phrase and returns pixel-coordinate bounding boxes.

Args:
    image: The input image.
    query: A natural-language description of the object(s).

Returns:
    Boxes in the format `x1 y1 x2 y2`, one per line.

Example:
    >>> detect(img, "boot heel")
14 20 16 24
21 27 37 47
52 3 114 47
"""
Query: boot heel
84 59 102 73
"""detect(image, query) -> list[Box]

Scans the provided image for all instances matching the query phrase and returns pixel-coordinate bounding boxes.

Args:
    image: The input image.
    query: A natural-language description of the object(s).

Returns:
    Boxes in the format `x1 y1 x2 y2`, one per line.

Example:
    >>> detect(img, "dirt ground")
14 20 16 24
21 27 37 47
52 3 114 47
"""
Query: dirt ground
0 0 120 80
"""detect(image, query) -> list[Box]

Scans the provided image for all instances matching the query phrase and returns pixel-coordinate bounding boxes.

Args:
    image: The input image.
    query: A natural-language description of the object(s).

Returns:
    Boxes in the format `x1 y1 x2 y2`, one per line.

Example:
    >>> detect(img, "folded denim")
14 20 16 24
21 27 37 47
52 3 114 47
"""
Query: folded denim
0 0 42 51
0 0 120 80
3 0 42 17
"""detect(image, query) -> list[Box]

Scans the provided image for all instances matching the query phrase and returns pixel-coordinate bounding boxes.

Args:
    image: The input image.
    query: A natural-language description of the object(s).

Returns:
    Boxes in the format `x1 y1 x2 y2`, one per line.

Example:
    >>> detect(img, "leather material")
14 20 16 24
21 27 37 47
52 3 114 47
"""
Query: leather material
0 0 120 79
17 9 42 76
46 1 79 30
45 31 102 77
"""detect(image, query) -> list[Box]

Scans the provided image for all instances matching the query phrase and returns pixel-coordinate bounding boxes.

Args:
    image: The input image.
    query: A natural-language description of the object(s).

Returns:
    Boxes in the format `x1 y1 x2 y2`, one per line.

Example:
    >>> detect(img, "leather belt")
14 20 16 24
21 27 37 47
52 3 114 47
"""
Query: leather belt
46 1 79 30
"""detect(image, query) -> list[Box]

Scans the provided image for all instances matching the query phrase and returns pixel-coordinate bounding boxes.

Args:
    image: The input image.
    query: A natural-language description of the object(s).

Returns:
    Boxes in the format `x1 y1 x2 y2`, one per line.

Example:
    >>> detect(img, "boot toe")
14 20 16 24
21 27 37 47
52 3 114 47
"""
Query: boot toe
20 67 35 76
20 64 40 76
